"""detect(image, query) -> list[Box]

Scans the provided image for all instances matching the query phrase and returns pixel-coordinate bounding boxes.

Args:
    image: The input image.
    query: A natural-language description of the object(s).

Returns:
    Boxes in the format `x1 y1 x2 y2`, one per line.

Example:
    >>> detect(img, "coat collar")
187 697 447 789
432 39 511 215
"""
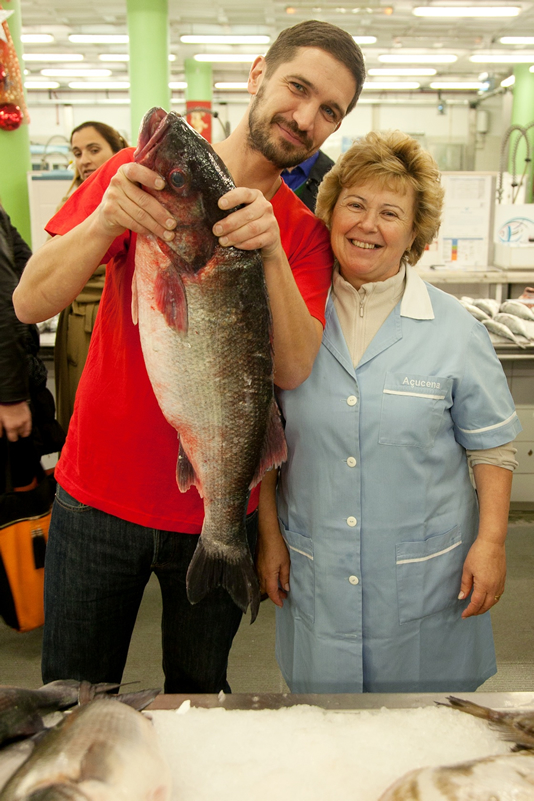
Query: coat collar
400 264 435 320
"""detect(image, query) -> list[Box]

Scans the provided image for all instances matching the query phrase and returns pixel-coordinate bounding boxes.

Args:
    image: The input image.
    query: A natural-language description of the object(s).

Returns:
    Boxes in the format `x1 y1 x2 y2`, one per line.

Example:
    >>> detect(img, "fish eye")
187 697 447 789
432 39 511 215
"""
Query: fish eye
169 169 187 190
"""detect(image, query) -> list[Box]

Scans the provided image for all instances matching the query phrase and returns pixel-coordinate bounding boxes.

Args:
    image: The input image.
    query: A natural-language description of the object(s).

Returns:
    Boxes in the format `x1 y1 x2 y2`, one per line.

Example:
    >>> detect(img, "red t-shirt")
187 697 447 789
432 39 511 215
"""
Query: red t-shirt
47 148 333 532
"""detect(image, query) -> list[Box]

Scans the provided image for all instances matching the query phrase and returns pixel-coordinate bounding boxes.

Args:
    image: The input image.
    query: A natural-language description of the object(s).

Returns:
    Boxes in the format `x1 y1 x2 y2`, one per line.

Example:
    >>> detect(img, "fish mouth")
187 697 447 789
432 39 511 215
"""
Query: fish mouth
134 107 180 164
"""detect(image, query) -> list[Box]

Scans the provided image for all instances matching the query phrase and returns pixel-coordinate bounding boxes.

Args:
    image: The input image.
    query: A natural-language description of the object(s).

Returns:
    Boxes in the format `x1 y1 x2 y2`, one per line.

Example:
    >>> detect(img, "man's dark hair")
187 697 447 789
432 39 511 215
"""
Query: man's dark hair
264 20 366 114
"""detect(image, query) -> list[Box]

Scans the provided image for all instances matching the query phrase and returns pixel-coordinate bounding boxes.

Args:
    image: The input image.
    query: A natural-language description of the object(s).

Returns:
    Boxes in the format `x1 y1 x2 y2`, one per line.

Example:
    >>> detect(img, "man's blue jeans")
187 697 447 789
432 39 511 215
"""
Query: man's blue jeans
41 485 258 693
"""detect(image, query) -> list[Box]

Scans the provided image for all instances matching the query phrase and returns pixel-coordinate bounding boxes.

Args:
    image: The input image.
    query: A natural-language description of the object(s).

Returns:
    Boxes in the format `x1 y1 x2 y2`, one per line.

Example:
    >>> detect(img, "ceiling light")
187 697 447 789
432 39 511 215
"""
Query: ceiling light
23 53 84 62
69 34 129 44
363 81 420 90
500 37 534 44
215 81 249 89
68 81 130 89
531 66 534 73
470 54 534 63
353 36 377 44
413 6 520 17
194 54 259 62
98 54 129 61
41 69 112 77
286 7 297 13
379 54 457 64
169 81 187 89
25 80 60 89
368 68 436 76
501 75 516 87
180 35 270 44
430 81 484 90
21 34 54 44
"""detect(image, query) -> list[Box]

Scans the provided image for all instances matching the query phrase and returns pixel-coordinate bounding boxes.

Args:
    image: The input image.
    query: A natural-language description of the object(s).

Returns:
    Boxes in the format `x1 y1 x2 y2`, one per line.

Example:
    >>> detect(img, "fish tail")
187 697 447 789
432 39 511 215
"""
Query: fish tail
186 537 260 623
445 696 497 721
250 398 287 488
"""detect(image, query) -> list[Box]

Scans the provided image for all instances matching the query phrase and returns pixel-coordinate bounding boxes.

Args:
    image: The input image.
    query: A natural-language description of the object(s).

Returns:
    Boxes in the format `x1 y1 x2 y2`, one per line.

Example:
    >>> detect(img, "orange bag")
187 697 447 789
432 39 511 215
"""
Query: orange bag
0 465 56 632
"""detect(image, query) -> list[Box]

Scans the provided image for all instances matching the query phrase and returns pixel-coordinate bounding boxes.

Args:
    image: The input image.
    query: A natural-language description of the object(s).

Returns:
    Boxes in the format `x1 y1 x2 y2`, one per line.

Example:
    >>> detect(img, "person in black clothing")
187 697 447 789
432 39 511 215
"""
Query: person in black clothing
281 149 335 212
0 205 64 494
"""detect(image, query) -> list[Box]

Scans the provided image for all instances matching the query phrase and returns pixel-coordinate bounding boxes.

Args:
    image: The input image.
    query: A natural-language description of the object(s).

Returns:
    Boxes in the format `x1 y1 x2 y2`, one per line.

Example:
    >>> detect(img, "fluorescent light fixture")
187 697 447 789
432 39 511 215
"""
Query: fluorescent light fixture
21 34 54 44
194 53 259 62
180 35 269 44
368 68 436 76
379 54 457 64
531 65 534 73
470 54 534 63
25 80 60 89
23 53 84 62
69 34 129 44
413 6 520 17
99 54 129 61
353 36 377 44
430 81 484 90
501 75 516 87
500 37 534 44
363 81 421 90
169 81 187 89
68 81 130 89
41 68 112 77
168 54 176 62
215 81 249 89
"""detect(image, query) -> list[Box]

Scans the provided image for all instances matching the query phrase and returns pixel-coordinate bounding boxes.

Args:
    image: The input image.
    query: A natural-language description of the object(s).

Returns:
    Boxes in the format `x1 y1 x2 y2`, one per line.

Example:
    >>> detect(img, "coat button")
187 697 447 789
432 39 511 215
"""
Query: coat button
347 395 358 406
347 516 357 527
347 457 357 467
349 575 359 585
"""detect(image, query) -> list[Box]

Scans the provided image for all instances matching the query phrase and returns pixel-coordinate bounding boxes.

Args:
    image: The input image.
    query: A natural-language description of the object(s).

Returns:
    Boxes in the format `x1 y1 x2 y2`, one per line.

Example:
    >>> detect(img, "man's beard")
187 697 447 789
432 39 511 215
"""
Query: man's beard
247 85 314 169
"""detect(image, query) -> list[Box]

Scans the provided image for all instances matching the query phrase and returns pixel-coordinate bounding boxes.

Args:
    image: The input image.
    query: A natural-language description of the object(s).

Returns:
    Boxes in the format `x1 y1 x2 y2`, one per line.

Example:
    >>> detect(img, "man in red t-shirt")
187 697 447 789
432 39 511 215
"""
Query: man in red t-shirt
14 21 365 693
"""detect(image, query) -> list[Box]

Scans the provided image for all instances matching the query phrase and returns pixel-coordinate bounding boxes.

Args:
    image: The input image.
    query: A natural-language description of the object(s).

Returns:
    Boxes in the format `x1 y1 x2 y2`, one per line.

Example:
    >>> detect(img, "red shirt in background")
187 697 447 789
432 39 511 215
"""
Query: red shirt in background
46 148 333 532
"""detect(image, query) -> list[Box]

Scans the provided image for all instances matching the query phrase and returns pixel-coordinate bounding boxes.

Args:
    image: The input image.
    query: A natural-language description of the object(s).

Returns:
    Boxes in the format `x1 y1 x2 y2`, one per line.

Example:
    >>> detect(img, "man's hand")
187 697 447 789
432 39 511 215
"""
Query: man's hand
214 187 283 260
0 401 32 442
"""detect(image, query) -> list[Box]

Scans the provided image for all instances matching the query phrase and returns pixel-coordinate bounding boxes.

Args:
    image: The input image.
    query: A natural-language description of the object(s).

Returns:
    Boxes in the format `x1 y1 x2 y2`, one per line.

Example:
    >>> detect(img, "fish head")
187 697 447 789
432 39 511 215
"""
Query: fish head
134 107 236 270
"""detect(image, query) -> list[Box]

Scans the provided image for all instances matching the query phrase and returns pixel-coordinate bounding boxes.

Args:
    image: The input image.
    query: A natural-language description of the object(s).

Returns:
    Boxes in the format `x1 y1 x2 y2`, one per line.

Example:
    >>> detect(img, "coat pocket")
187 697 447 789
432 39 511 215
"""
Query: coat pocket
396 526 463 624
280 522 315 627
379 372 452 449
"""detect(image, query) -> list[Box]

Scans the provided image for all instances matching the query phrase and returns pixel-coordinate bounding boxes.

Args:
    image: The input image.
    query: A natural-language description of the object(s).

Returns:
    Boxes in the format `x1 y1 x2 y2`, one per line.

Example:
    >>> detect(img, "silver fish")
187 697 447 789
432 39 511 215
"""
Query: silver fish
459 301 490 322
494 313 531 340
0 699 171 801
472 298 500 317
132 107 287 621
378 752 534 800
500 301 534 321
482 318 525 347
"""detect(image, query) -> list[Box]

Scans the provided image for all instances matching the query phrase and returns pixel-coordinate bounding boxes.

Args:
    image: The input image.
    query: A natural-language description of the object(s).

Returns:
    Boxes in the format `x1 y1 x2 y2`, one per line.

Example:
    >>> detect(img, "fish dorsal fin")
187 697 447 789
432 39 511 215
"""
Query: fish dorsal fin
249 398 287 489
177 440 199 494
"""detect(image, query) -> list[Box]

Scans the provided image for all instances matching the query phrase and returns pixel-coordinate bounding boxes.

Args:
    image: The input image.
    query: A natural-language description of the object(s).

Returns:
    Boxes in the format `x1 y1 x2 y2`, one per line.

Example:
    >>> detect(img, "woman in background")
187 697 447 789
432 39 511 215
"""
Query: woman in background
54 122 128 433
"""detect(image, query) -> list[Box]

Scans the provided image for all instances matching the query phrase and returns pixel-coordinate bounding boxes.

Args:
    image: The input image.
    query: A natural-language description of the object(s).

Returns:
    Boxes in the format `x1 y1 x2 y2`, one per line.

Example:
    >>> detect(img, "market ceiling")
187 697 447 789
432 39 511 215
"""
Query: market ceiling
18 1 534 98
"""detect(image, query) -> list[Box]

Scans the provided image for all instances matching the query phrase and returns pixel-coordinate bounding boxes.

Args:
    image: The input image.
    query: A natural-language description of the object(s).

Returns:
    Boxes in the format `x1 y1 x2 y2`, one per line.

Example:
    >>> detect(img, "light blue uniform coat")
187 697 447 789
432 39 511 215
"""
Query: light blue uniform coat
275 266 522 694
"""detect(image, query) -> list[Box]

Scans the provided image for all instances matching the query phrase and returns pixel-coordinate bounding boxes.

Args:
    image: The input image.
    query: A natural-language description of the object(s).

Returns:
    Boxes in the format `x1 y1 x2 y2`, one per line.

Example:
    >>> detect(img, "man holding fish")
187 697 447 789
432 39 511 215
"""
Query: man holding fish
13 22 365 693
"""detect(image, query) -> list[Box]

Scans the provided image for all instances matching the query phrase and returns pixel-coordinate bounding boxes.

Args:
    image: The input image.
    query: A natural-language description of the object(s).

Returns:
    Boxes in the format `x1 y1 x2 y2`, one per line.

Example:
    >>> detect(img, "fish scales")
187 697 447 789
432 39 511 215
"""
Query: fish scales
133 108 286 620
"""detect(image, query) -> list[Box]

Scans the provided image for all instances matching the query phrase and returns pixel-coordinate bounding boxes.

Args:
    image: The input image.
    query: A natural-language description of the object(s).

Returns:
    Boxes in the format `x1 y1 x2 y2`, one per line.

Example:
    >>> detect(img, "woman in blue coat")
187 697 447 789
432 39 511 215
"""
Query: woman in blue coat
257 131 521 694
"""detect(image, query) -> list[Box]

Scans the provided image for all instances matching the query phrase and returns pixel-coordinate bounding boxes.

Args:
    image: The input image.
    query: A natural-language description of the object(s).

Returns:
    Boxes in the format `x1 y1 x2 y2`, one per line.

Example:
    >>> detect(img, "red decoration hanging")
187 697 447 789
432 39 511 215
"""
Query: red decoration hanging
0 101 22 130
0 2 30 128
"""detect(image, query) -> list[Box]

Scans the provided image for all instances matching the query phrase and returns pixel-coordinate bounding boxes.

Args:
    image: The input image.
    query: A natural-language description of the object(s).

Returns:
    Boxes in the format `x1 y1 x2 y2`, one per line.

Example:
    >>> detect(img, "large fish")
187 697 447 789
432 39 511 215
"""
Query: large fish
132 107 287 621
0 698 171 801
443 696 534 750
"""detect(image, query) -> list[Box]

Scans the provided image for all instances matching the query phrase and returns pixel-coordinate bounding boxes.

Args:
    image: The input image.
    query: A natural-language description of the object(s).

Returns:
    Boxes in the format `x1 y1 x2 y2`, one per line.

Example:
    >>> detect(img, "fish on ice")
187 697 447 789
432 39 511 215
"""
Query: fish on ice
500 300 534 321
459 301 491 322
482 318 525 347
443 696 534 750
132 108 287 621
494 312 531 340
0 698 171 801
471 298 500 317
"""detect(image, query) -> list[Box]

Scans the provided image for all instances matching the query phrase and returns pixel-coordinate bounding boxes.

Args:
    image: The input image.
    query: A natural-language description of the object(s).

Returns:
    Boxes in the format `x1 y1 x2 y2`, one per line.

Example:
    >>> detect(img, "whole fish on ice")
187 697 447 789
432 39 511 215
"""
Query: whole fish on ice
494 312 531 340
459 301 490 322
0 698 171 801
500 300 534 321
471 298 500 317
132 108 287 621
482 318 525 347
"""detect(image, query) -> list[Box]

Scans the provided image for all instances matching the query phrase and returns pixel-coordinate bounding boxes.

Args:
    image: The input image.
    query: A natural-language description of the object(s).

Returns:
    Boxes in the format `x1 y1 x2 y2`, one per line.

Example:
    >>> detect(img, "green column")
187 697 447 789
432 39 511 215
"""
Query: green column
185 59 212 141
509 64 534 203
0 0 31 244
127 0 171 140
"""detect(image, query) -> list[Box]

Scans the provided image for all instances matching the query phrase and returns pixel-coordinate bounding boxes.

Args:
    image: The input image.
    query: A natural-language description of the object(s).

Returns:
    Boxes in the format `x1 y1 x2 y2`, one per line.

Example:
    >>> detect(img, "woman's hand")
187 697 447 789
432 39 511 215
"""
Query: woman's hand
459 539 506 619
214 187 283 261
0 401 32 442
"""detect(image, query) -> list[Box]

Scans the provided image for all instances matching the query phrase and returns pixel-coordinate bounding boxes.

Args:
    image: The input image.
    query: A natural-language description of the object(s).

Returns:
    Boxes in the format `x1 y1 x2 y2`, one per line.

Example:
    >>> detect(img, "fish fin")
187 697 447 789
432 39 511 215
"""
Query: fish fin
250 399 287 489
131 272 139 326
186 537 260 623
115 688 162 710
177 441 199 493
155 268 188 333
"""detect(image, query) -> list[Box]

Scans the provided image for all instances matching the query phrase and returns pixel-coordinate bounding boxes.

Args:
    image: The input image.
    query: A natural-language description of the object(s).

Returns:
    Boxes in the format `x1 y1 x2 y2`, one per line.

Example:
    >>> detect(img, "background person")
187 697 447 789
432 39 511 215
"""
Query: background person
256 130 521 695
13 21 365 695
54 122 128 433
281 149 335 212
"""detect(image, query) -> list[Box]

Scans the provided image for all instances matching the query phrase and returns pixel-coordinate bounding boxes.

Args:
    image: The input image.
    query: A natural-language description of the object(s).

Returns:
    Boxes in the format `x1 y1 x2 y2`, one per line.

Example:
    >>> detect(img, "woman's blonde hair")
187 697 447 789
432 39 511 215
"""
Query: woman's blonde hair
316 130 444 266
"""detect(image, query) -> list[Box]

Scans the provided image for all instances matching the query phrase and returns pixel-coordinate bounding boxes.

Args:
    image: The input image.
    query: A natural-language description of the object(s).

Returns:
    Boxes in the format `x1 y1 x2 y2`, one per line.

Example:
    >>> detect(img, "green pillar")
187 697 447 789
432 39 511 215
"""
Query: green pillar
0 0 31 244
127 0 171 140
184 59 212 141
509 64 534 203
